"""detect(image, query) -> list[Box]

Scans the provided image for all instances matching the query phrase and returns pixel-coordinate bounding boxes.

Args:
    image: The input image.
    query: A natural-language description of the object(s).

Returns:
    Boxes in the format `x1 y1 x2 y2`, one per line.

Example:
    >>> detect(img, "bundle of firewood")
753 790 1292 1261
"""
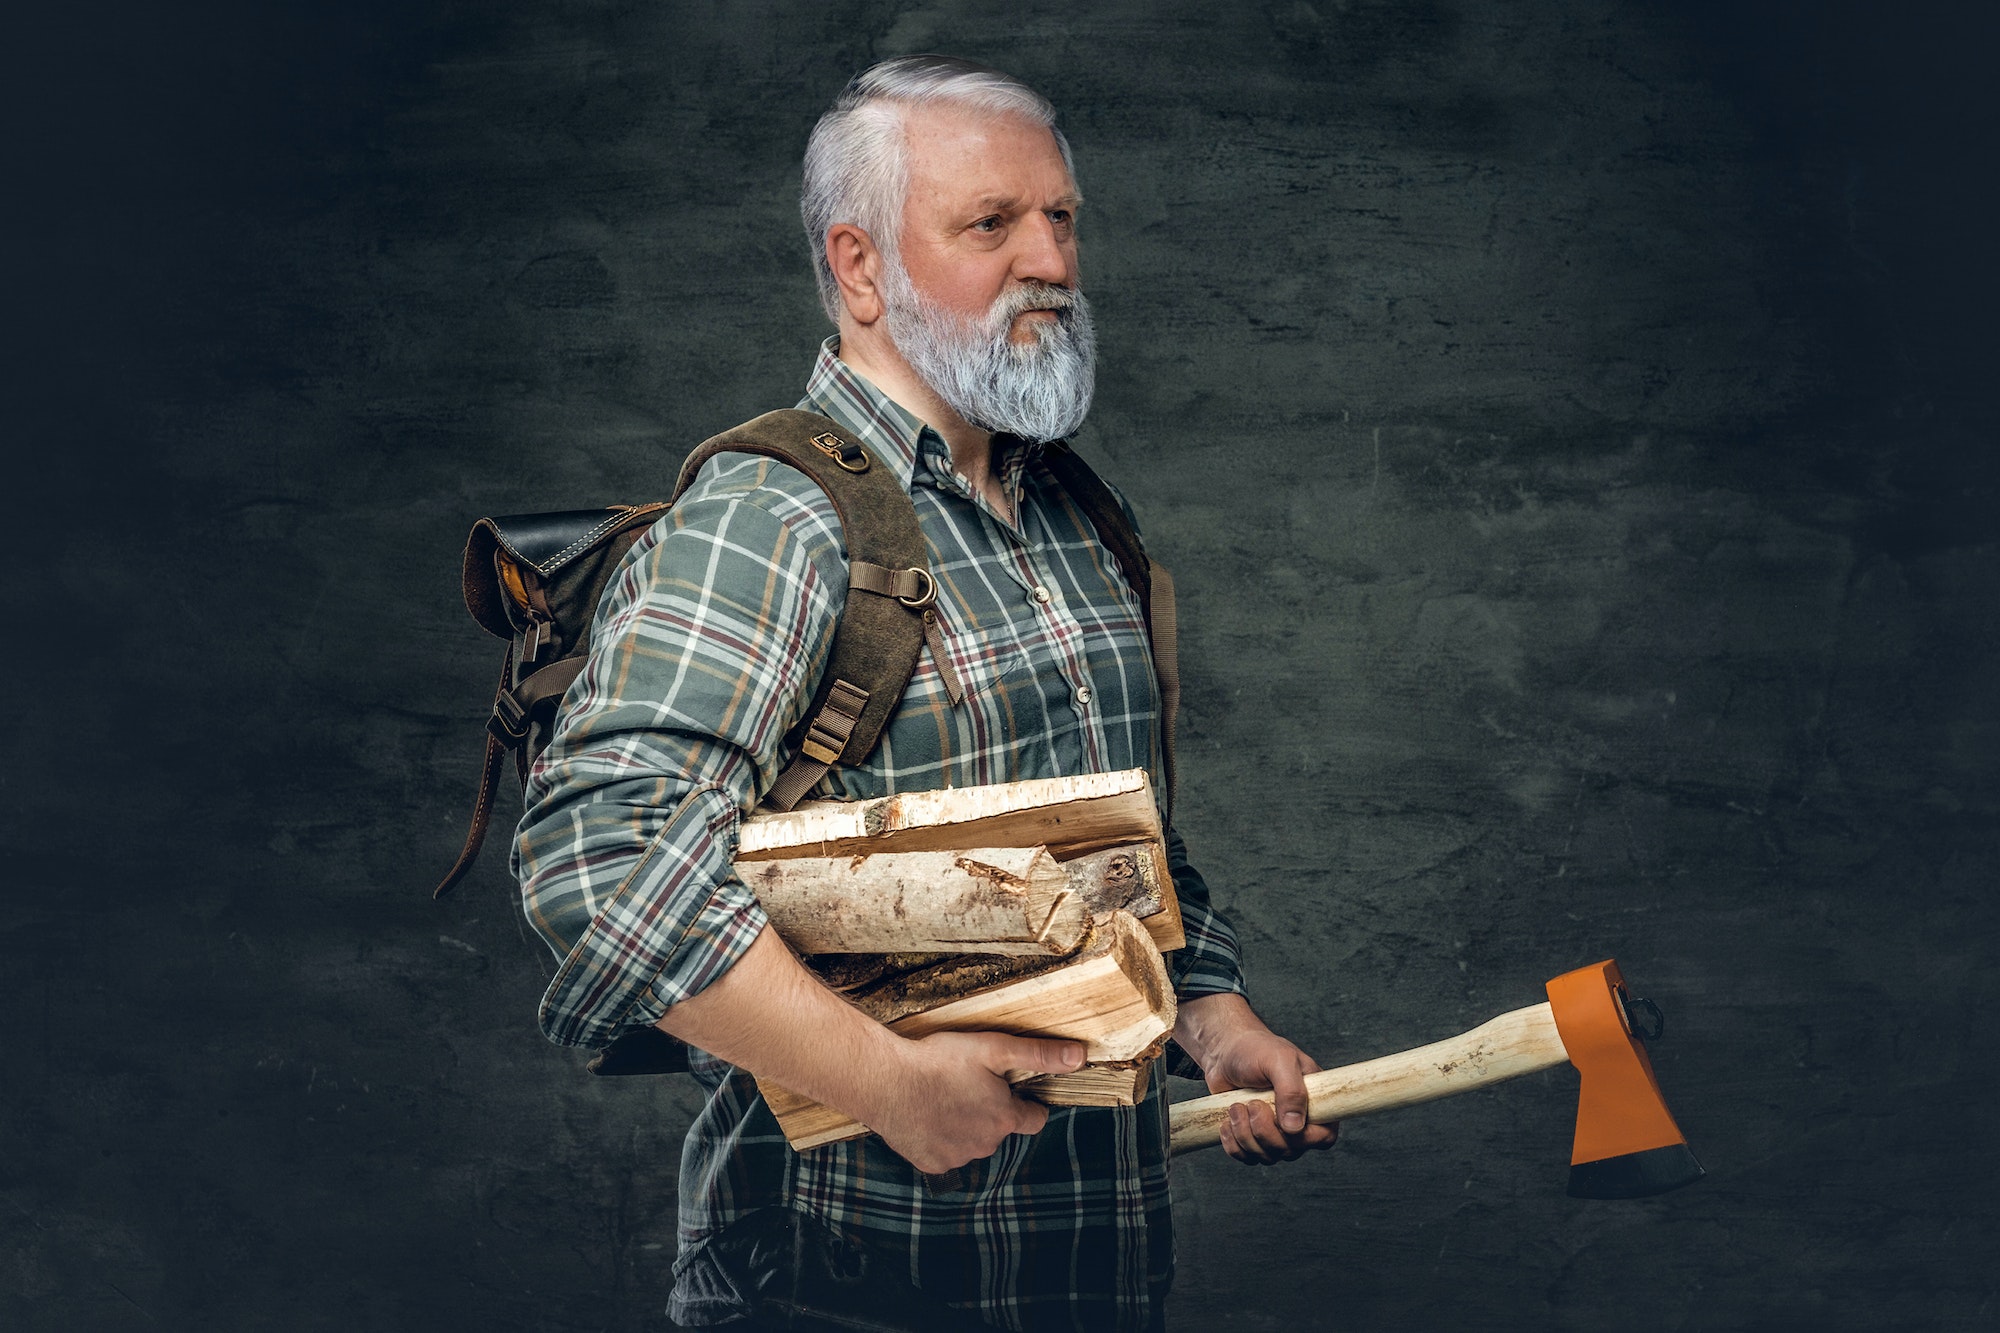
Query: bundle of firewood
736 769 1184 1150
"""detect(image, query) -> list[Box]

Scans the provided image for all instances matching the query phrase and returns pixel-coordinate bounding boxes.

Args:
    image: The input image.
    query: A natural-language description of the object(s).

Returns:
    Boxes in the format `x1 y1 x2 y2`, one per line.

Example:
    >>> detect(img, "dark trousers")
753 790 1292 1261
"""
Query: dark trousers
676 1207 992 1333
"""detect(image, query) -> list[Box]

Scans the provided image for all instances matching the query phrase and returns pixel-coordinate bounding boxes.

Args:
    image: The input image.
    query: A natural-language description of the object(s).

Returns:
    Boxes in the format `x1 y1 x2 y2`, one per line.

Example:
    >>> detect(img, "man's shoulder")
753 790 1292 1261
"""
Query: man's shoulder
665 440 851 546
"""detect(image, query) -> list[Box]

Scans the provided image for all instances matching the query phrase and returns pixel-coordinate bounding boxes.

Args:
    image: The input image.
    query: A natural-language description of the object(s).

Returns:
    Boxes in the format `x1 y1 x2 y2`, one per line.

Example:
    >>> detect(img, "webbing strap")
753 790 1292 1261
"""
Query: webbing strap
765 678 870 810
489 657 587 747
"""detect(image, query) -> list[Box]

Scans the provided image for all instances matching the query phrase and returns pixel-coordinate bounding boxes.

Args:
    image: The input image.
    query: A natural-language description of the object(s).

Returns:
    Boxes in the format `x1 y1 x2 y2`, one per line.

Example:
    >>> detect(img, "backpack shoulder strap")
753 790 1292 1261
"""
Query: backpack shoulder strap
675 408 953 812
1038 440 1180 823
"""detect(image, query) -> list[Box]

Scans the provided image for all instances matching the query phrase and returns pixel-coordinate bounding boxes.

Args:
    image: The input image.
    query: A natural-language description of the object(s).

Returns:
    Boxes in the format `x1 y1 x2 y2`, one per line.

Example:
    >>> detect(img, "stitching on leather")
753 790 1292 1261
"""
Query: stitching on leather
535 506 650 574
501 505 663 578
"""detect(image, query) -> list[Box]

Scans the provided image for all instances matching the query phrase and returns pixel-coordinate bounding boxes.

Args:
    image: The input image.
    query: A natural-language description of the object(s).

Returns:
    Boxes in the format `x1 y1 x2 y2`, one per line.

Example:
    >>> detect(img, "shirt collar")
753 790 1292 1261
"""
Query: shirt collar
799 335 928 495
799 336 1048 509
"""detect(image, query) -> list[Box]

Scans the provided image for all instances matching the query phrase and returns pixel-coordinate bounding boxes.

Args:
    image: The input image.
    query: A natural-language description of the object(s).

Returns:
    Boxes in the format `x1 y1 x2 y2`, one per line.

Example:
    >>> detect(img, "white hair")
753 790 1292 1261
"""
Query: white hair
801 55 1076 323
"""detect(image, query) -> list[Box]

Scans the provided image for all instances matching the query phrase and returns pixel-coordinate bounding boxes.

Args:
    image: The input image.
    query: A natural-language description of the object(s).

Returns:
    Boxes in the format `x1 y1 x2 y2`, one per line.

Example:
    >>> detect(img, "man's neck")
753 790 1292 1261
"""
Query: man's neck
834 323 1011 523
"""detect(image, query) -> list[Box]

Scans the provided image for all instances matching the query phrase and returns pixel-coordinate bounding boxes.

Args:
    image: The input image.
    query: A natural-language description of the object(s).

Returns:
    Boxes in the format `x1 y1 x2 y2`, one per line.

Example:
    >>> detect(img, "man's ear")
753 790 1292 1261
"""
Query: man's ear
826 223 886 326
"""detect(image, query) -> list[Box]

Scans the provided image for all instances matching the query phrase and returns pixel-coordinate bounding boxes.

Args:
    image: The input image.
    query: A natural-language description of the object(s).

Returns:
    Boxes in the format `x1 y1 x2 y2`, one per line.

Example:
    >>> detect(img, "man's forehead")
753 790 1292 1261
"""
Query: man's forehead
964 188 1085 213
900 103 1075 204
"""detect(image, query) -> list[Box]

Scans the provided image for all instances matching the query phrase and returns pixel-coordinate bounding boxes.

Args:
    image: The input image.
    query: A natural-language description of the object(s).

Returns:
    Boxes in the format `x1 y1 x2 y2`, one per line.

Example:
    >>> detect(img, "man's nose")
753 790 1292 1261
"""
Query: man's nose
1010 212 1071 285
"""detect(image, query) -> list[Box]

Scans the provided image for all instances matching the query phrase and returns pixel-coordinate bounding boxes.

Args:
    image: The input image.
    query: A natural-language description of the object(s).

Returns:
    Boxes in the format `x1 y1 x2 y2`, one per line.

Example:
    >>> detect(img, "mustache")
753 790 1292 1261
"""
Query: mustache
982 282 1083 334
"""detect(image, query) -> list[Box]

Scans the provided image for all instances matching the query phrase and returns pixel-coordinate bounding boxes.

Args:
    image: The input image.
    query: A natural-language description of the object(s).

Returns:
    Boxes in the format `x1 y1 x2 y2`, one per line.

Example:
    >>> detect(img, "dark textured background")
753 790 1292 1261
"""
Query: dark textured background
7 1 1997 1328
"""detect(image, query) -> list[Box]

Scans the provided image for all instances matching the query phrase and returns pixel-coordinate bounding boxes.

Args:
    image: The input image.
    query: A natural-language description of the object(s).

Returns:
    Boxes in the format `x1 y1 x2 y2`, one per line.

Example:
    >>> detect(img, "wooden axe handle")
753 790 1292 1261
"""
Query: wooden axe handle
1168 1001 1568 1156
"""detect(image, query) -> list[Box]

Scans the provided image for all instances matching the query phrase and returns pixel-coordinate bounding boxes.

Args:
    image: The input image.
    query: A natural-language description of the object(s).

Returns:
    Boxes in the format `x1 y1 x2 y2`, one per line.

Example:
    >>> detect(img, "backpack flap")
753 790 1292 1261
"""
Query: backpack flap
436 503 668 901
465 505 668 675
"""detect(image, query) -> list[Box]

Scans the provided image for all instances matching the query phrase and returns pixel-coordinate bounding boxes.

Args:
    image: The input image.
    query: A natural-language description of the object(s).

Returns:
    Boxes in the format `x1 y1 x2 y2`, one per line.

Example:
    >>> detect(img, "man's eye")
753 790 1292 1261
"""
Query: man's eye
972 216 1002 233
1049 210 1071 226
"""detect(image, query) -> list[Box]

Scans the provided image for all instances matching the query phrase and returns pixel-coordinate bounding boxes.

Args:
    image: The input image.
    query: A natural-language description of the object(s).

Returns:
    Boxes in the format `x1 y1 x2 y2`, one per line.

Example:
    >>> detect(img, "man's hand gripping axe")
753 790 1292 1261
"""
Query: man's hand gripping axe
1169 959 1705 1198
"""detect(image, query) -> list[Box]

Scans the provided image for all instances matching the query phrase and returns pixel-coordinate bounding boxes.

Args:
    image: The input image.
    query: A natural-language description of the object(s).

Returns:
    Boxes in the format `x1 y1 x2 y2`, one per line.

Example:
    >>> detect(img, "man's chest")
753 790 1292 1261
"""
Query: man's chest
822 478 1160 796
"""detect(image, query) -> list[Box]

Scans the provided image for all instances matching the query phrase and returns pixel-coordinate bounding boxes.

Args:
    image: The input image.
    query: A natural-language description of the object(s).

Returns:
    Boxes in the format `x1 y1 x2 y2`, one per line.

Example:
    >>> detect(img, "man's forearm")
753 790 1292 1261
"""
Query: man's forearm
1172 991 1264 1071
653 923 907 1118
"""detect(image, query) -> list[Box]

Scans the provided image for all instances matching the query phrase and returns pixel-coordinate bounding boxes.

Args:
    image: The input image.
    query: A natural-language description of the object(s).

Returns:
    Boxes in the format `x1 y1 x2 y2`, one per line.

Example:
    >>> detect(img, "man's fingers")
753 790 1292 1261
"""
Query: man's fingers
1244 1098 1297 1161
1225 1101 1281 1165
982 1034 1087 1078
1015 1100 1051 1136
1268 1053 1312 1135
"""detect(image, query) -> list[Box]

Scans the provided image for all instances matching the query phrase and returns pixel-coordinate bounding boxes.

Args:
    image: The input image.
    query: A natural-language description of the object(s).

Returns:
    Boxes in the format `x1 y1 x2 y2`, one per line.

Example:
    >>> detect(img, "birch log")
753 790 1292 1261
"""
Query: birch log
759 911 1175 1151
736 770 1185 951
747 842 1165 956
743 846 1079 955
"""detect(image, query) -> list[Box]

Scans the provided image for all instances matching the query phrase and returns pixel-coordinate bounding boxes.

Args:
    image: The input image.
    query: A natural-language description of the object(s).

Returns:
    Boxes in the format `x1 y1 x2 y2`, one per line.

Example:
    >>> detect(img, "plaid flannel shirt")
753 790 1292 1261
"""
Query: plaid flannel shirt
513 338 1245 1330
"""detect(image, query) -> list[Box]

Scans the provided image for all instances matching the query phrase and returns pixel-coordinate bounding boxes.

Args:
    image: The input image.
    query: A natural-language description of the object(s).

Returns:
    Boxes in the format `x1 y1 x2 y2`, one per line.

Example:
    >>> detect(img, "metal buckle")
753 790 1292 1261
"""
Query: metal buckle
809 432 871 474
488 692 530 747
895 567 938 609
800 716 848 765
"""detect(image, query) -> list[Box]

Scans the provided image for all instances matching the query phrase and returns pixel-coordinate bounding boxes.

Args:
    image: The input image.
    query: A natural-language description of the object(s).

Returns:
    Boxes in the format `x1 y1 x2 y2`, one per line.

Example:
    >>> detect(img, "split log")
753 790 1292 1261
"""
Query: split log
1017 1058 1155 1108
763 1058 1159 1151
737 769 1184 951
758 911 1175 1151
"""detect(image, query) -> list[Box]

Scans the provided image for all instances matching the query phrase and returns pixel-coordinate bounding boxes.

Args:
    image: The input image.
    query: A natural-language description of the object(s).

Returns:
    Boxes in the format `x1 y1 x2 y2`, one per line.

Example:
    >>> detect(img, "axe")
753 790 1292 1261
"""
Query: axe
1168 959 1705 1199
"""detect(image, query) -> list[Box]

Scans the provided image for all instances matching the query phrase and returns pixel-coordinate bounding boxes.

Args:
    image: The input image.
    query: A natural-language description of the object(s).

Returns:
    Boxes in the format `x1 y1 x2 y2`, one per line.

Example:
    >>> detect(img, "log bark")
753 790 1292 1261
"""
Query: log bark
743 845 1088 956
746 841 1166 957
737 770 1185 951
758 911 1176 1151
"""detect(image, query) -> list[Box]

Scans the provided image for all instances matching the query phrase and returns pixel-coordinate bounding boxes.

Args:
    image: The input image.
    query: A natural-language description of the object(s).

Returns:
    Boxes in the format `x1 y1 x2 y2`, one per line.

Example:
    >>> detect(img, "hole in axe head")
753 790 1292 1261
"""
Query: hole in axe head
1618 991 1665 1041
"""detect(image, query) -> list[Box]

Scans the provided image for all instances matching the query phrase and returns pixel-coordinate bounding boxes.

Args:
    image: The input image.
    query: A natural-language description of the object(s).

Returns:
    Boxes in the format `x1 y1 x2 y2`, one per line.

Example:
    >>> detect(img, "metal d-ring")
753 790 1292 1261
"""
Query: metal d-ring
897 567 938 609
809 432 871 474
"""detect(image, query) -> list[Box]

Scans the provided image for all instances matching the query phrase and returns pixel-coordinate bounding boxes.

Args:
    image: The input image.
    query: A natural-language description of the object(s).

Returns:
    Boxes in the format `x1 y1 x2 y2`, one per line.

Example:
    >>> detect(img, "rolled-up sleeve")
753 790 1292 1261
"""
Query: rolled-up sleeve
510 458 846 1049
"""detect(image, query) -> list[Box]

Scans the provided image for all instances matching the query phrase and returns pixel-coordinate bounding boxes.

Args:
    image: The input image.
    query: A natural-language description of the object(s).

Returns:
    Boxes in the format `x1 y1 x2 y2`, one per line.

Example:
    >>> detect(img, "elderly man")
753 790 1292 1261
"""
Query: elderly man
514 55 1332 1331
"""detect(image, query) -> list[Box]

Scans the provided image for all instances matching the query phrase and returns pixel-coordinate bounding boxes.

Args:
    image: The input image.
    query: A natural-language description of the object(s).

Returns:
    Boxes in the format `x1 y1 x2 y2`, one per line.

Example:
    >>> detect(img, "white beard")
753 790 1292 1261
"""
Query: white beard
881 264 1097 443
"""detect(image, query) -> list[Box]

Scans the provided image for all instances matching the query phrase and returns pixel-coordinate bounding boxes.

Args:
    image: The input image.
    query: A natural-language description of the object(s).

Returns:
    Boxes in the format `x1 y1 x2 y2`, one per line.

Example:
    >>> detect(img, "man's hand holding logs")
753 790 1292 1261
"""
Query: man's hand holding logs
653 925 1084 1175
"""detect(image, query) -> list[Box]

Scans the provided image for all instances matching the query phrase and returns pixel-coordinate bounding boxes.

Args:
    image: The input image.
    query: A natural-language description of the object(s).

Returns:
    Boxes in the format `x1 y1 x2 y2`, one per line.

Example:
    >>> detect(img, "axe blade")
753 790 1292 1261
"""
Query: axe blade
1546 960 1706 1199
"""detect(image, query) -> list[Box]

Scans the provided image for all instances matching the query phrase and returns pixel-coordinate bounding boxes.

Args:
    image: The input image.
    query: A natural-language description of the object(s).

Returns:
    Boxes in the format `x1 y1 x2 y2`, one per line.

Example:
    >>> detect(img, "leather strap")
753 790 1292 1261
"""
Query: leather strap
434 649 518 900
437 654 588 900
848 560 935 604
1037 439 1179 822
921 608 965 706
673 410 936 812
1147 559 1180 816
488 657 587 747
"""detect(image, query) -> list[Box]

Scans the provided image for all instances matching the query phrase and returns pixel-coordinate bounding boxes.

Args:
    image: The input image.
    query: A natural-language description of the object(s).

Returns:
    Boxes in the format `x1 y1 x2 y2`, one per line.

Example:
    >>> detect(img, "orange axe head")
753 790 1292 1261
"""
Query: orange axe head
1545 960 1706 1199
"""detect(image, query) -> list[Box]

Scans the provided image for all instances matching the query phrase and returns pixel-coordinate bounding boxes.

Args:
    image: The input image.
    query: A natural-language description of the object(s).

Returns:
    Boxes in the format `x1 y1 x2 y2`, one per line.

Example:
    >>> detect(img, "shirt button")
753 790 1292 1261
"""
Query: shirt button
1031 585 1053 604
1075 685 1094 705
